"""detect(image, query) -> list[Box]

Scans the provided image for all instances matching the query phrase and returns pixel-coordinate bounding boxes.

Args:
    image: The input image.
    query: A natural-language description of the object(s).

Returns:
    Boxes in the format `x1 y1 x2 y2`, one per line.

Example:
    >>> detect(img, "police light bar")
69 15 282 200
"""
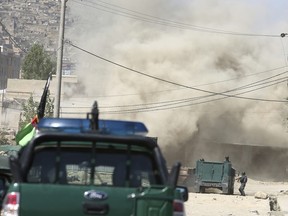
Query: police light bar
37 118 148 136
99 119 148 136
37 118 90 133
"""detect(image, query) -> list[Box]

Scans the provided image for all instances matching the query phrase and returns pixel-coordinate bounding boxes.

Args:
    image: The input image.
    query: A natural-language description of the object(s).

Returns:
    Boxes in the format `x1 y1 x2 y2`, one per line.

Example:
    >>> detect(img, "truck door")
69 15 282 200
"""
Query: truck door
201 162 223 182
130 186 175 216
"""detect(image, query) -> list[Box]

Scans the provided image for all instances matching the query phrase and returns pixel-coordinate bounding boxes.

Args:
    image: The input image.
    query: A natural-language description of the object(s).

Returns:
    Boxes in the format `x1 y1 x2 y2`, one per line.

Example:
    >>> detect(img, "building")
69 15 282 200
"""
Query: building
0 75 78 130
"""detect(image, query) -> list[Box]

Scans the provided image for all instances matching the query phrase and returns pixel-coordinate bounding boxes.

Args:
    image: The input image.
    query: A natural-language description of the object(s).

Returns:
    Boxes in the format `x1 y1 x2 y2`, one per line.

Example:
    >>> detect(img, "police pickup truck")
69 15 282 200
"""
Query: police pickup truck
1 103 188 216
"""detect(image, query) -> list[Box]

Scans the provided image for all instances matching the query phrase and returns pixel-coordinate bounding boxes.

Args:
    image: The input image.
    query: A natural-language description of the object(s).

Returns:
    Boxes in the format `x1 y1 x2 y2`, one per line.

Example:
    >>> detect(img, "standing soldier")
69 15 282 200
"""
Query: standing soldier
236 172 248 196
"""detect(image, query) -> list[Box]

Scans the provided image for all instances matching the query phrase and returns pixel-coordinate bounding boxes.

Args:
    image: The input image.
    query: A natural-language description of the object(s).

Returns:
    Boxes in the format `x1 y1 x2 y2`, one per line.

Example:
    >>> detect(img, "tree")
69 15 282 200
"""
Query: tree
18 91 54 130
21 44 56 80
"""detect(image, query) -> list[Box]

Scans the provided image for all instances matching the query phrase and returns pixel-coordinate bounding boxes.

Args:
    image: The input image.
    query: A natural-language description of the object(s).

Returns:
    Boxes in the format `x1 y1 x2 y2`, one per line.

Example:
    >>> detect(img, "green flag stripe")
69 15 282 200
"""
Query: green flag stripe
18 127 36 146
15 122 34 143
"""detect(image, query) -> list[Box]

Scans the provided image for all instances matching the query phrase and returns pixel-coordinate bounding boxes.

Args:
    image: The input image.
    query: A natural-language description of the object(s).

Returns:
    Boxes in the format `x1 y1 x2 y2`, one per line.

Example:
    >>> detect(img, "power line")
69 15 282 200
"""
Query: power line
67 41 287 100
59 74 288 114
61 76 288 115
93 73 288 110
67 41 288 113
100 78 288 114
71 0 281 38
66 65 288 99
60 71 287 111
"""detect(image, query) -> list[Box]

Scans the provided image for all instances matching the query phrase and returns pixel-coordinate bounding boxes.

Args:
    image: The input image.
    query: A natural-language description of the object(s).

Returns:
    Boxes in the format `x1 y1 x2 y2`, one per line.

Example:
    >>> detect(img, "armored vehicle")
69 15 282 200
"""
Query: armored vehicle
183 157 235 194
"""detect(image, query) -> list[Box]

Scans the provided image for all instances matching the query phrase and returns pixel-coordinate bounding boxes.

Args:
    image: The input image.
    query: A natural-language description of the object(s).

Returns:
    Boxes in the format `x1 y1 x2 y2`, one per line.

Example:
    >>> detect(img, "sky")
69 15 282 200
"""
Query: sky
63 0 288 174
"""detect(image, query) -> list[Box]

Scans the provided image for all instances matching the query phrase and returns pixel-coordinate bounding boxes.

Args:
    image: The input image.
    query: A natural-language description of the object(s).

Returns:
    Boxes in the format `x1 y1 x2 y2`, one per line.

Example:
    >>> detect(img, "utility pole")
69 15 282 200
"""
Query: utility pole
54 0 67 117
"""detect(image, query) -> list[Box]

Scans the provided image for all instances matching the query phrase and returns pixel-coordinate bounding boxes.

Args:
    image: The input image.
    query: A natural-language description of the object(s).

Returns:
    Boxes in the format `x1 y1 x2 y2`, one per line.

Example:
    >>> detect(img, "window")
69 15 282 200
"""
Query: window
27 146 161 187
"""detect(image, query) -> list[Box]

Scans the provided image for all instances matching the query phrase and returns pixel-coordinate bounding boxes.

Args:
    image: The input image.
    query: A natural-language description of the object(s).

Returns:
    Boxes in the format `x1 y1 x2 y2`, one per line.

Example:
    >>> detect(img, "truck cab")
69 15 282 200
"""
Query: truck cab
2 104 188 216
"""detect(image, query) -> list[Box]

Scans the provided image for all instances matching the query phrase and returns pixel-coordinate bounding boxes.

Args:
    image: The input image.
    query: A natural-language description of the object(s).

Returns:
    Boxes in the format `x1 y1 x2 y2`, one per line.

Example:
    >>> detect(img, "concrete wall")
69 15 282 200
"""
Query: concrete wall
0 75 78 130
5 75 77 100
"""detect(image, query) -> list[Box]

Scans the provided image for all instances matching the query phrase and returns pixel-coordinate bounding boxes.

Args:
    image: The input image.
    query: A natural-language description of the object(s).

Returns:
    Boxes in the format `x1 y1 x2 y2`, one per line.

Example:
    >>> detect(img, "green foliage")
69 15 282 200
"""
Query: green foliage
18 92 54 130
21 44 56 80
19 95 38 129
44 91 54 119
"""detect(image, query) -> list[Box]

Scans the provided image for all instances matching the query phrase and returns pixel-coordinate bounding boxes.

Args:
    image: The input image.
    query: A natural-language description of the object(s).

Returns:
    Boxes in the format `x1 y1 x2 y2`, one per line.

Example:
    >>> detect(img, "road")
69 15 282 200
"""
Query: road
185 179 288 216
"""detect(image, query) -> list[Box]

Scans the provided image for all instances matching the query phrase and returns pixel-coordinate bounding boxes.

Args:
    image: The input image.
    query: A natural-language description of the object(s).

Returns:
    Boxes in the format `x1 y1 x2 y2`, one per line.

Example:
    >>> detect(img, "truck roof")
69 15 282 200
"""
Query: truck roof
28 132 158 150
37 118 149 136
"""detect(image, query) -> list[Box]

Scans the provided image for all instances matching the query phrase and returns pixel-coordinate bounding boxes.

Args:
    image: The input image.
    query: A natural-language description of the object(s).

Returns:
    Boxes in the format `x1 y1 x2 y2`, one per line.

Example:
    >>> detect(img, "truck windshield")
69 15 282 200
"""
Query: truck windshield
26 146 161 187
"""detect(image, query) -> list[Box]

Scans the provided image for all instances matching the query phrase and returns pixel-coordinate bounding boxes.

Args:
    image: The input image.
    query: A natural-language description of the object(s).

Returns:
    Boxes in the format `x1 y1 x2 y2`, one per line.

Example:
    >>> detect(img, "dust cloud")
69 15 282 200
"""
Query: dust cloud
65 0 288 180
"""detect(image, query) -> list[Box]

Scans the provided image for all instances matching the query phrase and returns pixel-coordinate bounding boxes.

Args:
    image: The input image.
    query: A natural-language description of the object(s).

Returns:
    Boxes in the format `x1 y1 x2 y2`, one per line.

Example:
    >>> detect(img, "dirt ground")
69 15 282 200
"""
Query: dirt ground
184 179 288 216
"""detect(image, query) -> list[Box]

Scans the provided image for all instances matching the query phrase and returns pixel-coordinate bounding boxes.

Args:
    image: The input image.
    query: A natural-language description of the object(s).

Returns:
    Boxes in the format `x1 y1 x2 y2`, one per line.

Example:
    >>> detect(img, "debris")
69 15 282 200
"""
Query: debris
269 195 281 211
254 191 268 199
250 210 260 215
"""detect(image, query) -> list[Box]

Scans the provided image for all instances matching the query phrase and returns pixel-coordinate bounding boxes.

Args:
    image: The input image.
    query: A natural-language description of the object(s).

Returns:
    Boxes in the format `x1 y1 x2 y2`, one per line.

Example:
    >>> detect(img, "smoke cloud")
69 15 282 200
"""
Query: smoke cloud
65 0 288 180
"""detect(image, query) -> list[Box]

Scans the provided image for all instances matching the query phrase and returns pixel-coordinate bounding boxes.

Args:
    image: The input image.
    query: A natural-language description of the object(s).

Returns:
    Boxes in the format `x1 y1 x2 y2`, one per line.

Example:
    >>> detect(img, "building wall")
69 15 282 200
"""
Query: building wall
6 75 77 100
0 75 78 130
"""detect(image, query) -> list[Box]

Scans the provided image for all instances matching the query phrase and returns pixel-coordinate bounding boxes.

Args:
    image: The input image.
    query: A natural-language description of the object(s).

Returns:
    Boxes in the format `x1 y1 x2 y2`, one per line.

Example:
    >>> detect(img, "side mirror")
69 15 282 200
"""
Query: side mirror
9 156 24 183
176 186 189 202
167 162 181 188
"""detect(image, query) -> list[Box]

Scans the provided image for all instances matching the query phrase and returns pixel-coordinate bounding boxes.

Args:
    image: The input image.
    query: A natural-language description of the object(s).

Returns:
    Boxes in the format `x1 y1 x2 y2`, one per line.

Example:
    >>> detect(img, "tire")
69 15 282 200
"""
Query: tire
227 187 234 195
200 186 205 193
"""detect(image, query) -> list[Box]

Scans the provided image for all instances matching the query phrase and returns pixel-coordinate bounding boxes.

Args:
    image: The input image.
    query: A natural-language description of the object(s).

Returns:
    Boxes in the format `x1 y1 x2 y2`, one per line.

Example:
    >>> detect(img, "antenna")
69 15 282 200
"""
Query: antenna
90 101 99 130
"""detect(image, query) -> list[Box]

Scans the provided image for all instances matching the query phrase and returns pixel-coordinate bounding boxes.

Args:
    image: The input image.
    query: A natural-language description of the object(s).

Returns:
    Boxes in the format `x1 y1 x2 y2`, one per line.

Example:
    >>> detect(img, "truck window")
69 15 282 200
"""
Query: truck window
26 147 161 187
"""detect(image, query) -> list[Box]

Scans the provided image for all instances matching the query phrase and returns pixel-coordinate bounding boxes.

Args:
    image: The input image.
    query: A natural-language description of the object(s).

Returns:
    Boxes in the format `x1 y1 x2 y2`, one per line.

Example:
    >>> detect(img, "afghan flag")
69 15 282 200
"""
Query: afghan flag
15 74 52 146
15 116 38 146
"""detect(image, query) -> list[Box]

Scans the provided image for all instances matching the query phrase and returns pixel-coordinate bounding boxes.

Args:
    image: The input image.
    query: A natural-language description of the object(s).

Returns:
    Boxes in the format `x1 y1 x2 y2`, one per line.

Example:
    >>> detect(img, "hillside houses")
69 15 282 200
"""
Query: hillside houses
0 0 76 89
0 0 78 130
0 0 61 51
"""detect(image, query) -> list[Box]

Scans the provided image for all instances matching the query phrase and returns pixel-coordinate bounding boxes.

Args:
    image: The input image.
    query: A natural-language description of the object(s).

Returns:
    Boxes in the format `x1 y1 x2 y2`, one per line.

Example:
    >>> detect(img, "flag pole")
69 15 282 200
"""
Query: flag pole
38 73 52 119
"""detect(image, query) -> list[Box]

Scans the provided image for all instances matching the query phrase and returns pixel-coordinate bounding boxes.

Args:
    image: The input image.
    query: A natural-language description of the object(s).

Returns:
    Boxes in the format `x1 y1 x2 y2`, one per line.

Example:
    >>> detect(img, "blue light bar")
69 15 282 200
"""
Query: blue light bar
37 118 148 136
99 120 148 136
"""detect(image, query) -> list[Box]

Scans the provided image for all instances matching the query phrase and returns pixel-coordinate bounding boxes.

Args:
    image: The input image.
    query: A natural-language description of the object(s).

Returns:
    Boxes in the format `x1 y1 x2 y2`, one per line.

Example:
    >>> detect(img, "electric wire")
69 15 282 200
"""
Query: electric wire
62 71 287 112
60 73 288 114
67 65 288 99
100 79 288 114
101 76 288 112
61 75 288 115
67 41 288 103
88 73 288 110
64 1 288 114
65 41 288 114
71 0 280 38
58 65 287 101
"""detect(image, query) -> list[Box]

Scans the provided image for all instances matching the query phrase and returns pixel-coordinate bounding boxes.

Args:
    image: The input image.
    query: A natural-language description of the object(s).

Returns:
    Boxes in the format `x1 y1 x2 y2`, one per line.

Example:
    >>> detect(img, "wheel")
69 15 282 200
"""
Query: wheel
228 181 235 195
228 187 234 195
200 186 205 193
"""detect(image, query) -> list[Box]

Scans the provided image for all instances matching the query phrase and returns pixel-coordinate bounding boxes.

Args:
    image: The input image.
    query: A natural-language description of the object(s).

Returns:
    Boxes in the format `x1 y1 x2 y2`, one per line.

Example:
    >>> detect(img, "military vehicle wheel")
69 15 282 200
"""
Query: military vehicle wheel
200 186 205 193
228 187 234 195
